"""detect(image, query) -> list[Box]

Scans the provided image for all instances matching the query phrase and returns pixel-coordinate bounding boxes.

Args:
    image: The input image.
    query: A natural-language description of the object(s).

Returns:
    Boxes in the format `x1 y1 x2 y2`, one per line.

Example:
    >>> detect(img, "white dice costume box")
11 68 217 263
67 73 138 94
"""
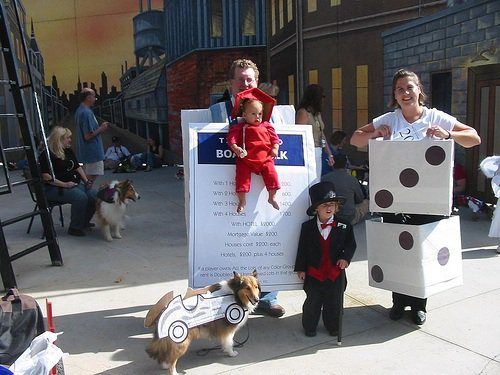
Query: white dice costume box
366 139 462 298
369 139 454 216
367 216 463 298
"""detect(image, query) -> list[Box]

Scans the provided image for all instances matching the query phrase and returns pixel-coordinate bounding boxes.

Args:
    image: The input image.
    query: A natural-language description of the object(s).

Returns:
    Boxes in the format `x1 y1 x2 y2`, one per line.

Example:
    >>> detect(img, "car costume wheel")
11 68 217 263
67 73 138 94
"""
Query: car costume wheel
225 303 245 324
168 320 188 343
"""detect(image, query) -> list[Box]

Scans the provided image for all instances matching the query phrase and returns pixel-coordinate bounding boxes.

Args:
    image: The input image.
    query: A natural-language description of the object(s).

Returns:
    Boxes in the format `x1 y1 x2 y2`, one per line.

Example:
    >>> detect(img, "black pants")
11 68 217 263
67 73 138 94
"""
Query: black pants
392 292 427 311
382 213 437 312
302 274 346 333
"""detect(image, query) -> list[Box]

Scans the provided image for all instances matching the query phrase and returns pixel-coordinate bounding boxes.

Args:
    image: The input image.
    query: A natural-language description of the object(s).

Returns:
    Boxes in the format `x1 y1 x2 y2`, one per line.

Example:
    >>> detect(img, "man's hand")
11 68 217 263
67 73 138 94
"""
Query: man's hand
100 122 110 132
297 271 306 280
64 181 77 188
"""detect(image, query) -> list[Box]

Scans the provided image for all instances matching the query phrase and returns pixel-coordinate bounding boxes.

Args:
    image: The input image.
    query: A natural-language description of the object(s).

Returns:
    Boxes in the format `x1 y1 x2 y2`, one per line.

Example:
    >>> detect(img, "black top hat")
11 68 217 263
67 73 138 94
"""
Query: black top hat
306 181 345 216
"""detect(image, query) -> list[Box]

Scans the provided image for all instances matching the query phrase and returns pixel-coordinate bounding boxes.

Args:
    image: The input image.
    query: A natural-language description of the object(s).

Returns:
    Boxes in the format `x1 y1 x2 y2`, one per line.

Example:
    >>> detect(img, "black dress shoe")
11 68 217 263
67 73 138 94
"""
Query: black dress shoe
412 310 426 325
304 330 317 337
68 227 86 236
389 304 405 320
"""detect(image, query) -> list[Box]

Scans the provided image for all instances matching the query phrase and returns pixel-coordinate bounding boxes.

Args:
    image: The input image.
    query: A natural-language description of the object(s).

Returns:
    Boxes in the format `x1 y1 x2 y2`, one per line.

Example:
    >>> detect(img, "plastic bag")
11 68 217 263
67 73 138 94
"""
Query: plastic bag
9 332 65 375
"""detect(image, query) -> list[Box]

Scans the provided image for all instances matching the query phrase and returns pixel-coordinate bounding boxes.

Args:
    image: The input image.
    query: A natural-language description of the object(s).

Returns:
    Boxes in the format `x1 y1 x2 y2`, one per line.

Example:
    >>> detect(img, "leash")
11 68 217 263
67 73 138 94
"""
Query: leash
196 320 251 357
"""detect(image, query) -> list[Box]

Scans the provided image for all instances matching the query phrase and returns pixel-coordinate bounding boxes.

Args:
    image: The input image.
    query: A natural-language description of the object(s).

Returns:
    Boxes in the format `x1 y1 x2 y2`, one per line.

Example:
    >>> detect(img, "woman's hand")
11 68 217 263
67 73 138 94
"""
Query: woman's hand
297 271 306 280
337 259 349 269
374 124 391 138
426 125 450 140
64 181 77 188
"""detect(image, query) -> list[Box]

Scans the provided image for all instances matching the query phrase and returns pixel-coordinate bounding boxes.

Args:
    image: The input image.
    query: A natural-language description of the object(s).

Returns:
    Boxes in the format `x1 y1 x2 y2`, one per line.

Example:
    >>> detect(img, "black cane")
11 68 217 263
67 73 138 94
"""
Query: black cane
337 268 345 346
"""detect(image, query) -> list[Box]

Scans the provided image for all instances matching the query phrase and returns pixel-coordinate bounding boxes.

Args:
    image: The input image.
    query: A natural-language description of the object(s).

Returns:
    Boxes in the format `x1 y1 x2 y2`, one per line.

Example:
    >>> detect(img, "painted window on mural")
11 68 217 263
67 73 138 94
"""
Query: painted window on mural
288 74 295 106
331 67 342 129
271 0 276 35
287 0 293 22
308 0 317 13
211 0 223 38
356 65 368 128
241 0 256 36
278 0 284 29
308 69 318 85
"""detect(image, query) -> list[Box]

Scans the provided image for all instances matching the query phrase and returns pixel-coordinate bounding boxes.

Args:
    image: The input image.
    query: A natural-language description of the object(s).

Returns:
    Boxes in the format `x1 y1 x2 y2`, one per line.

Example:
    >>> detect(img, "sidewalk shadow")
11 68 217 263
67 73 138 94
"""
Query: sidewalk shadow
55 303 415 374
462 248 499 259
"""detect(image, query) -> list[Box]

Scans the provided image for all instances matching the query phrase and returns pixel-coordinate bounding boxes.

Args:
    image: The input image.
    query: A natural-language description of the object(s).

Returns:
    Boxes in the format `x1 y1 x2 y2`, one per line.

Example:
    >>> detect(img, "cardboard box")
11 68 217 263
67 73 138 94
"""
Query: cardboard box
369 139 453 216
366 216 462 298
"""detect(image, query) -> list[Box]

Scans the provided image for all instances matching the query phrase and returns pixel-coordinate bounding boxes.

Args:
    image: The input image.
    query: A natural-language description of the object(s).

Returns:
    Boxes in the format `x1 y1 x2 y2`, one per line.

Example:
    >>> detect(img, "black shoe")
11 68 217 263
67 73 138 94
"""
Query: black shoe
329 329 339 336
411 310 426 325
304 330 317 337
389 304 405 321
68 227 86 236
256 303 285 318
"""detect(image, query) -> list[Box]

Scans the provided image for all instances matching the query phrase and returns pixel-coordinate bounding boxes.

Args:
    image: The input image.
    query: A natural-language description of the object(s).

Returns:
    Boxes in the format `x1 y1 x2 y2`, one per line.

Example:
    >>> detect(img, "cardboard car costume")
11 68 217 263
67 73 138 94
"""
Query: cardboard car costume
145 287 247 343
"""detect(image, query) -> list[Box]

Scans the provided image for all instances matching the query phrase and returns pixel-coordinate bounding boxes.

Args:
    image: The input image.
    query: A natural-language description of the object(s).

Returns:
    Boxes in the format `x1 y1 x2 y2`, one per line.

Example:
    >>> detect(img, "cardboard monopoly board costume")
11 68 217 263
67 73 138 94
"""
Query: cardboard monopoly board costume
181 108 315 291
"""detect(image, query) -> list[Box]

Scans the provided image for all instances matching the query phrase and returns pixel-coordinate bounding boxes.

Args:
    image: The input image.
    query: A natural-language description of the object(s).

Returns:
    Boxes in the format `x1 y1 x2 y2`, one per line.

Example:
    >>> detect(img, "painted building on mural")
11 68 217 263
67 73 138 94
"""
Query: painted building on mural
117 2 167 146
0 0 67 149
267 0 446 159
164 0 268 157
380 0 499 199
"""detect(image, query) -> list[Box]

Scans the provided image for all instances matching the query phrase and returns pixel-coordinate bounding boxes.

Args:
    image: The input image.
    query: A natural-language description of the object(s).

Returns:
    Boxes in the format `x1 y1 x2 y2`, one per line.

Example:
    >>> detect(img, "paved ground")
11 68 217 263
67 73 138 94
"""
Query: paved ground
1 167 499 375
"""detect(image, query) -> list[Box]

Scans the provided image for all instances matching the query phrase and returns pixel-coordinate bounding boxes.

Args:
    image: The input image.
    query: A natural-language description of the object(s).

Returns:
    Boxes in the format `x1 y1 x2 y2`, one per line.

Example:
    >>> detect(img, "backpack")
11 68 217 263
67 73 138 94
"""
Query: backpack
0 289 45 366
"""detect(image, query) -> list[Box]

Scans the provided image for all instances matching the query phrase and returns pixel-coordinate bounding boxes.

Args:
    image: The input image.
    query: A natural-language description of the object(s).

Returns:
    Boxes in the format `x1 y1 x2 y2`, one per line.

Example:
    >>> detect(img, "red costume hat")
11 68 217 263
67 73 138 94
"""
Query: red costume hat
232 87 276 122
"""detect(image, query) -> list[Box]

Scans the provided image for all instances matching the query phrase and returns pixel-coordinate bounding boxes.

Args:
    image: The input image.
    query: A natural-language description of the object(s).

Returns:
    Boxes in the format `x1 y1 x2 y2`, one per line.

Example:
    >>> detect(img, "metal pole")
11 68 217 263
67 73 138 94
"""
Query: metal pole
337 269 345 346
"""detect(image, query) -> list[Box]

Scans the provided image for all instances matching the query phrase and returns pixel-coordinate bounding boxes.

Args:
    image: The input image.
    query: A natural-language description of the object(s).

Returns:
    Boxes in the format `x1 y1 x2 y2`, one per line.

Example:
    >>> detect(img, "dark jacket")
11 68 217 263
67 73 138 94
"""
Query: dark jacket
294 217 356 272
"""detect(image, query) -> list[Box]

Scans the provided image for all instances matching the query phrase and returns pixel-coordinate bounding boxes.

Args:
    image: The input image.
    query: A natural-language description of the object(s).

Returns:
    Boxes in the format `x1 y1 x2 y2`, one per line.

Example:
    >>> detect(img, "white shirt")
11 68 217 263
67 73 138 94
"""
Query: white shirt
372 107 456 141
104 145 130 161
316 215 335 240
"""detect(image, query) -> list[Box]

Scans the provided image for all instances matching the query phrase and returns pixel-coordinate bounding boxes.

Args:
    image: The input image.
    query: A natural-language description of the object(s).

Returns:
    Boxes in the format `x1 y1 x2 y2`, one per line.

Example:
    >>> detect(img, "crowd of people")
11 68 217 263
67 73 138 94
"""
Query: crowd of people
36 57 495 337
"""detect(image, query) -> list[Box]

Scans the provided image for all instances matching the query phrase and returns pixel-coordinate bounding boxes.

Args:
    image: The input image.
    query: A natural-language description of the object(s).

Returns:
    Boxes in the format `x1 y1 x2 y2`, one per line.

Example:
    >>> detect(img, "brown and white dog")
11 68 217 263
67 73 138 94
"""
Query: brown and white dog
95 179 140 241
145 271 260 375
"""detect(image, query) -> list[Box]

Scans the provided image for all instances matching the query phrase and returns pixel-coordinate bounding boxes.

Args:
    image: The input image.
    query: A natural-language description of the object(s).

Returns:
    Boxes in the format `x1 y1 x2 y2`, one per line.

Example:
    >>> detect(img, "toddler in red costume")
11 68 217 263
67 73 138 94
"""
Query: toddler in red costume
227 88 281 213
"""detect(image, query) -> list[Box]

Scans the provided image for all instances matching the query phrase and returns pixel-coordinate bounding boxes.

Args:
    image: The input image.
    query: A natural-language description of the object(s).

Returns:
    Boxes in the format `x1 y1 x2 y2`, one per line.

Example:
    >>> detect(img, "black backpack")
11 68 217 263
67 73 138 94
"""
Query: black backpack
0 289 45 366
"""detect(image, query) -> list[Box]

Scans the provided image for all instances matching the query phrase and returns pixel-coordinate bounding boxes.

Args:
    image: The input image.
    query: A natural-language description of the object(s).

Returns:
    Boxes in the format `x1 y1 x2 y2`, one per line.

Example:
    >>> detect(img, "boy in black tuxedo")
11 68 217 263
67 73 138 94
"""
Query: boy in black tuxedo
294 181 356 337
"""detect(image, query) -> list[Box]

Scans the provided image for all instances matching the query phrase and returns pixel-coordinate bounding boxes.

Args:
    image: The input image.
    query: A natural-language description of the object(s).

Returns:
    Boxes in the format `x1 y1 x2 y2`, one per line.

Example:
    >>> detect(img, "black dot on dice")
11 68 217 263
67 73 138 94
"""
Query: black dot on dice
374 190 393 208
425 146 446 166
399 231 414 250
371 265 384 283
437 247 450 266
399 168 419 187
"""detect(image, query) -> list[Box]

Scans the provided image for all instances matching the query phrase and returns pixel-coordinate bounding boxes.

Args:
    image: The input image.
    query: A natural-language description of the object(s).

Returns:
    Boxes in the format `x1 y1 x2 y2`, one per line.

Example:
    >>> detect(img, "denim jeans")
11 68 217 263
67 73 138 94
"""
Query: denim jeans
258 291 278 308
44 183 96 230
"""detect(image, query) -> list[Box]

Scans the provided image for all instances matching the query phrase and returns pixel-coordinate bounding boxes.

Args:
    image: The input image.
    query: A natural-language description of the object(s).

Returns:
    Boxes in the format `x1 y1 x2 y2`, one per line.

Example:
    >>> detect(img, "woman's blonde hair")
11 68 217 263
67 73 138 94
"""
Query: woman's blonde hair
47 126 71 159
